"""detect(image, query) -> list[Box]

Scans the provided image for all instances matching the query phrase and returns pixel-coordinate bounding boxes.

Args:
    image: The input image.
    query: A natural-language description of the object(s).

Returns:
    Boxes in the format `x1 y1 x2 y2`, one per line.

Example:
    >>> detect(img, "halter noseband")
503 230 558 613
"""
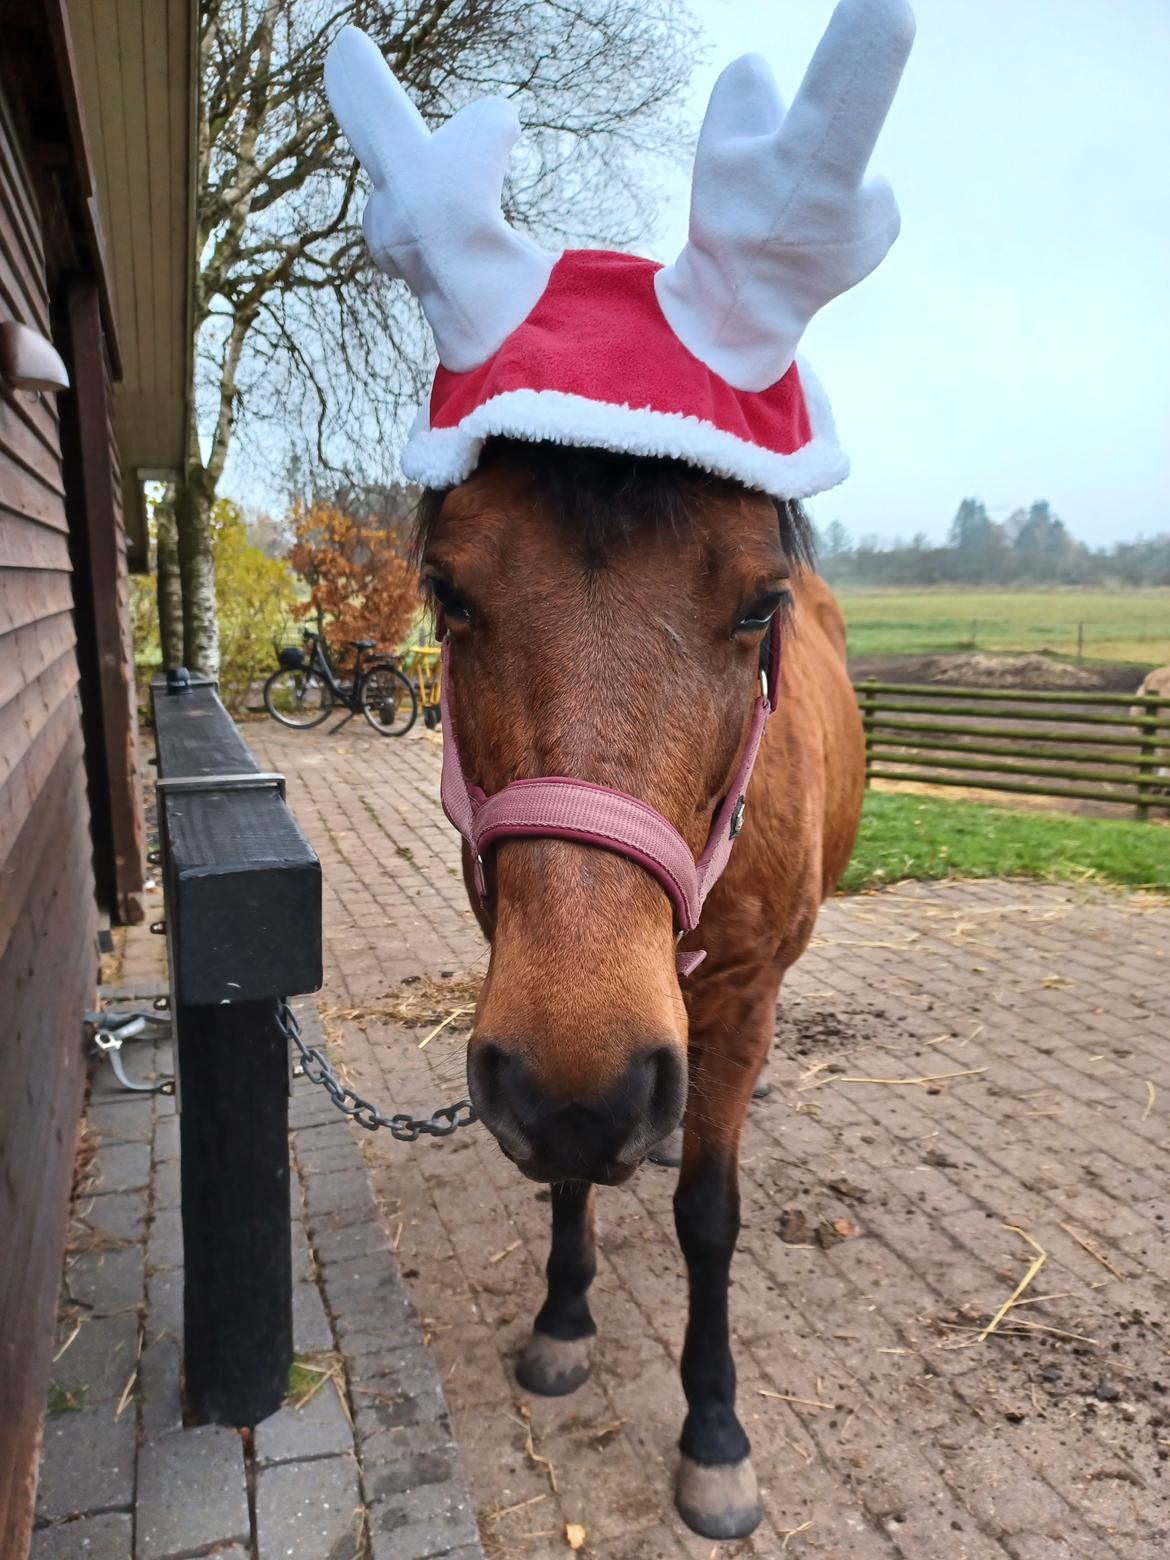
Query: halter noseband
438 623 782 977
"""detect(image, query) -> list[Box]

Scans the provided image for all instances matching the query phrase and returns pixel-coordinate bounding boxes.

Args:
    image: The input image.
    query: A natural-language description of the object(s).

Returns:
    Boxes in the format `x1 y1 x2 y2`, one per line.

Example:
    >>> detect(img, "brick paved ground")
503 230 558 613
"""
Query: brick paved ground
242 718 1170 1559
35 984 483 1559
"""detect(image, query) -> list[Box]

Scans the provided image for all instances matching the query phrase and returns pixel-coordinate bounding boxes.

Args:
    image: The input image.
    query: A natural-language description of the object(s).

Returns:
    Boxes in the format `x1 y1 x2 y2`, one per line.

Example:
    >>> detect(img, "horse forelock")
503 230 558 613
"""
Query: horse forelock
412 438 816 577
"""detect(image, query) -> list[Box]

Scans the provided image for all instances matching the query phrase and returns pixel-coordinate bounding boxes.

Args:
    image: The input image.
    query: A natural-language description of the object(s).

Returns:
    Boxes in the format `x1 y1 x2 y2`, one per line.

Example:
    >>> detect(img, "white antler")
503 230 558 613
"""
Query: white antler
324 27 558 373
655 0 915 392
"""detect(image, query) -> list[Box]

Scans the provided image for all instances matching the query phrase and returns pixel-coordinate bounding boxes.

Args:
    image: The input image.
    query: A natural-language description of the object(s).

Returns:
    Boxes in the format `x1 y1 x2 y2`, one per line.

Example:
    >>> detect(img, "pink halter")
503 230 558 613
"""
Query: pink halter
438 626 782 977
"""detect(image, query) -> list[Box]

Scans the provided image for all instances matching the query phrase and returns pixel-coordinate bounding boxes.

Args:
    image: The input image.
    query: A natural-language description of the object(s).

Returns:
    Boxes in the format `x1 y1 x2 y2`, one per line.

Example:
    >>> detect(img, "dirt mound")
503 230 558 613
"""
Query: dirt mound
850 652 1152 694
928 653 1105 690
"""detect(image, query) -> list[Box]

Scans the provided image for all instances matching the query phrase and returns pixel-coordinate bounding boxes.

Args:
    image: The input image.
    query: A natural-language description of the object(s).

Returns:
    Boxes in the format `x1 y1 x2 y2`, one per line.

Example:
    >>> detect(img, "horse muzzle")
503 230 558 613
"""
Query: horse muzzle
467 1041 686 1184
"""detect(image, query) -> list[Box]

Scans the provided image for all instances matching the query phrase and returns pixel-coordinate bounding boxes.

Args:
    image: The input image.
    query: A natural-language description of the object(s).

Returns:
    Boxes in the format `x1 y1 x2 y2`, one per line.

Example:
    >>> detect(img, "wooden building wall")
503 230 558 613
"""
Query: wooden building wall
0 69 100 1553
63 278 144 921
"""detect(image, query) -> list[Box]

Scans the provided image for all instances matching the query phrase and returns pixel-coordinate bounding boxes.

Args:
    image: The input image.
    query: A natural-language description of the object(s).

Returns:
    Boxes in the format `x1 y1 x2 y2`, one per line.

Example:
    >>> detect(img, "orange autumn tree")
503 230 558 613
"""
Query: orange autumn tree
286 500 419 658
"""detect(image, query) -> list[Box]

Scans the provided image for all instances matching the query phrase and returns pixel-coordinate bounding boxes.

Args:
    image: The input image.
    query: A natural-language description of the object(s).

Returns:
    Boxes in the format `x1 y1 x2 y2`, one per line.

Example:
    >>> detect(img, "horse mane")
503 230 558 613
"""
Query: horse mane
413 438 816 572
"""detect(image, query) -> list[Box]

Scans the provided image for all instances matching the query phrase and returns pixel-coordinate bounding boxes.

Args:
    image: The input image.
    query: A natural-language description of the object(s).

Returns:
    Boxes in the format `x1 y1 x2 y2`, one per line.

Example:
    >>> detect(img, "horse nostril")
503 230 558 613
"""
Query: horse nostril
615 1046 686 1164
646 1045 686 1131
468 1040 507 1107
467 1043 532 1159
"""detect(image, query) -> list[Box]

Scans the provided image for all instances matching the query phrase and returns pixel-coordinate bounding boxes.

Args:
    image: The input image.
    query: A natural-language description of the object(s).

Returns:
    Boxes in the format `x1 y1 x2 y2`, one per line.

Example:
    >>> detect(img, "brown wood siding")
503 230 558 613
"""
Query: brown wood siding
65 278 143 919
0 68 96 1560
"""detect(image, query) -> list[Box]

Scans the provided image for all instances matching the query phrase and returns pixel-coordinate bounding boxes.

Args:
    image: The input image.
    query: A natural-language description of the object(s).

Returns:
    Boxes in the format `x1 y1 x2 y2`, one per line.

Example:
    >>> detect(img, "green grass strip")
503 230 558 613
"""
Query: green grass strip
841 791 1169 894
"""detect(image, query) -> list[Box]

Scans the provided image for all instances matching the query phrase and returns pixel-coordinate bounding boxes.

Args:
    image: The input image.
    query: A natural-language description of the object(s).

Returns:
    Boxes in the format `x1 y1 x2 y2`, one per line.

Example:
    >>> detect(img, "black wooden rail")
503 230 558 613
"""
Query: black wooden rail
855 680 1170 820
151 670 322 1425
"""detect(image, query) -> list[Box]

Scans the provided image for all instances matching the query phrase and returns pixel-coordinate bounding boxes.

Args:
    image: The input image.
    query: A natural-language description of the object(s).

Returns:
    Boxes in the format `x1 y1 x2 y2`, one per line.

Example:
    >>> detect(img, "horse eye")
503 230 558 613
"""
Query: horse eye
426 574 471 625
735 590 789 634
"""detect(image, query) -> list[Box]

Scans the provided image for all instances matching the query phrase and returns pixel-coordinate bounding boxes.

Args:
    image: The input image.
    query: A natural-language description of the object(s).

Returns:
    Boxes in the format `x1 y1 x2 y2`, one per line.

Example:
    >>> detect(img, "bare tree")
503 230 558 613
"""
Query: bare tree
174 0 697 673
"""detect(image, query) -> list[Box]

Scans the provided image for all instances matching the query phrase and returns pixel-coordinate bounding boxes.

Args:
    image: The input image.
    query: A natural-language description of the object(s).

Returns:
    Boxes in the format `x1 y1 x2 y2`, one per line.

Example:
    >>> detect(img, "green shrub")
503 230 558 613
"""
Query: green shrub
130 497 297 716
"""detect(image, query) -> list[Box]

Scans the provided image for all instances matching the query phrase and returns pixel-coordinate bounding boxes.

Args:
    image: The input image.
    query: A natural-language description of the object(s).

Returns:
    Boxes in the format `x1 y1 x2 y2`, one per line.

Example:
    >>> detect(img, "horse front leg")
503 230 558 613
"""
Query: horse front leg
673 989 774 1540
516 1179 597 1396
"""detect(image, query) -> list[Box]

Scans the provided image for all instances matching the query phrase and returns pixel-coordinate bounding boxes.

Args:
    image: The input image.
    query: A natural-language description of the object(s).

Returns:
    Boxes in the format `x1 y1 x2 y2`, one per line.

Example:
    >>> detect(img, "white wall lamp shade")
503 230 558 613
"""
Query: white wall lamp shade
0 320 70 392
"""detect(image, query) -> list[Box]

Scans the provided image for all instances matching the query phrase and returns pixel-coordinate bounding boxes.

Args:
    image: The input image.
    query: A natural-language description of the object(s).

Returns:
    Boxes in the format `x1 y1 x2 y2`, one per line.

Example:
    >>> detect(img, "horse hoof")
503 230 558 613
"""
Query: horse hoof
675 1453 762 1540
648 1126 683 1167
515 1331 593 1396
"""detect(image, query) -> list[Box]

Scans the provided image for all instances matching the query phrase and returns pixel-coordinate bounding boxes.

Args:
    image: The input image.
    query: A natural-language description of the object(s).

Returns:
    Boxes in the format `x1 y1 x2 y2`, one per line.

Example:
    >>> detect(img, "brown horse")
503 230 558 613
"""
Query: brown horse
418 436 864 1539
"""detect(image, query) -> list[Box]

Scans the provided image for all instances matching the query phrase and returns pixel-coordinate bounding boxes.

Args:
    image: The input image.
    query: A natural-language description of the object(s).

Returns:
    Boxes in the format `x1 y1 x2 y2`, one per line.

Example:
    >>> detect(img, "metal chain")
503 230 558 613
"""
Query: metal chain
279 1002 477 1142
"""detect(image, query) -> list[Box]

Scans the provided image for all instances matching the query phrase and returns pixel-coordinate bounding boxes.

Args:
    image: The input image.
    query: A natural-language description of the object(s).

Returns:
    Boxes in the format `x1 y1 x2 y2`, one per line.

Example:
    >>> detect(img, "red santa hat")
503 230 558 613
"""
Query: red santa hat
324 0 915 502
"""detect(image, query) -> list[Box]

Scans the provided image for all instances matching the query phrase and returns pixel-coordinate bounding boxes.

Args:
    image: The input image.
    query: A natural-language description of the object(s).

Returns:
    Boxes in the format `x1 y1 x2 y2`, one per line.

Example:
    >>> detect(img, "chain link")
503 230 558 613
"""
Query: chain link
279 1002 477 1142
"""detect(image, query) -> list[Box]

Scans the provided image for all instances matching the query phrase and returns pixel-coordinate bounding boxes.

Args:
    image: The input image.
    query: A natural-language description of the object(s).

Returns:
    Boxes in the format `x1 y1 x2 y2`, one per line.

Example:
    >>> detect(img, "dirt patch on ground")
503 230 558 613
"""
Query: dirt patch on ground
851 651 1152 693
773 1000 896 1059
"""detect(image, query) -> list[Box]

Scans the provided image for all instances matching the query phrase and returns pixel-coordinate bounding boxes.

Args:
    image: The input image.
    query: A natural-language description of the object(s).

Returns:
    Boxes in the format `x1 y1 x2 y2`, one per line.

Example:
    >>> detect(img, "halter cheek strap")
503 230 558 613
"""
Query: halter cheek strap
438 624 781 977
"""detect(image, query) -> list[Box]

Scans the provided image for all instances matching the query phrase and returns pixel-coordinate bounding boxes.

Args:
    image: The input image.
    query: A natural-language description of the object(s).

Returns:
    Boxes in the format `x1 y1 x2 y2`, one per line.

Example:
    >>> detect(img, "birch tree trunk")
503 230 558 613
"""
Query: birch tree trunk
176 463 220 677
155 490 185 670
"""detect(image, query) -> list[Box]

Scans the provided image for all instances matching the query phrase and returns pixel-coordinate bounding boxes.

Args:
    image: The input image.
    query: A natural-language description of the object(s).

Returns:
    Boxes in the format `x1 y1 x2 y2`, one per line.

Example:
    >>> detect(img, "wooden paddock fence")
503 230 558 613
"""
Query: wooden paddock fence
854 681 1170 820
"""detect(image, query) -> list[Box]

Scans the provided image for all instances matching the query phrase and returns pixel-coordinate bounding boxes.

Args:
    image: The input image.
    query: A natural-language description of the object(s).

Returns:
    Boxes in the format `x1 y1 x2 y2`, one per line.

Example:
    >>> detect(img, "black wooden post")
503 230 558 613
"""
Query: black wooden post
152 672 322 1426
176 1000 293 1424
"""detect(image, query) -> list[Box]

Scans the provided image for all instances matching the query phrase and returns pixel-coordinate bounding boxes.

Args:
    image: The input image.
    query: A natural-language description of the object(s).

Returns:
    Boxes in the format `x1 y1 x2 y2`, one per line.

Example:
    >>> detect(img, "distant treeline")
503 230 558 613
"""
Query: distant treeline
816 500 1170 587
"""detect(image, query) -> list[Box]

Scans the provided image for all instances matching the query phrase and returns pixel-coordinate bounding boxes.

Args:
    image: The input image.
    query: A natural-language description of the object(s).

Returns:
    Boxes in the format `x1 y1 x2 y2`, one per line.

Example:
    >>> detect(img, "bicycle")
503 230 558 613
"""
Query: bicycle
403 642 442 728
263 630 418 736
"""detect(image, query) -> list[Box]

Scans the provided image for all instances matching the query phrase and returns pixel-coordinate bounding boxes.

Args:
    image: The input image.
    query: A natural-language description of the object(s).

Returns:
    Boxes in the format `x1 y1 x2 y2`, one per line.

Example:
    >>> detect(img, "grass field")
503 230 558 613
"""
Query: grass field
841 791 1170 894
836 588 1170 665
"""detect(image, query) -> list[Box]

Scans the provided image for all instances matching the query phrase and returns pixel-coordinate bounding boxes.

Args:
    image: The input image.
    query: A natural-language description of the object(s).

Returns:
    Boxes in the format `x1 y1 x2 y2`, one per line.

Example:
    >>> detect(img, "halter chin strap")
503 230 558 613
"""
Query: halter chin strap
438 624 782 977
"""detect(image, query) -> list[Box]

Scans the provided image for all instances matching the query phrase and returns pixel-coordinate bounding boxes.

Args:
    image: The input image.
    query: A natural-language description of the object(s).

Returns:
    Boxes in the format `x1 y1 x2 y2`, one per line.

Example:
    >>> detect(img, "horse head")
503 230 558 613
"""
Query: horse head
417 442 810 1180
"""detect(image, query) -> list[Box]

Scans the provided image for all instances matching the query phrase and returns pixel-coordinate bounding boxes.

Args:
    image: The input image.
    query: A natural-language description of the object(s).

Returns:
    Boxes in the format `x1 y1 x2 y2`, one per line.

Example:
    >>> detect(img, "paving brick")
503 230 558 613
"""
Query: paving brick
303 1167 379 1228
292 1278 333 1352
312 1220 391 1267
90 1140 152 1195
255 1382 354 1466
65 1245 146 1314
361 1420 460 1495
144 1267 182 1342
35 1406 137 1521
255 1453 363 1560
30 1512 133 1559
50 1315 140 1407
289 1083 347 1131
289 1216 316 1283
146 1205 184 1271
152 1156 181 1211
333 1297 420 1355
135 1426 249 1560
84 1100 155 1145
367 1479 481 1560
295 1135 361 1175
352 1345 450 1436
80 1189 147 1245
152 1114 180 1162
139 1336 184 1436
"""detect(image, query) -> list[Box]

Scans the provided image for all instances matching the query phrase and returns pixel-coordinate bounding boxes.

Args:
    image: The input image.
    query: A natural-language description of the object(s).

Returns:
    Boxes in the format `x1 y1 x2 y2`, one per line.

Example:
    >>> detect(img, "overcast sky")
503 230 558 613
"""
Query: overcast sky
654 0 1170 545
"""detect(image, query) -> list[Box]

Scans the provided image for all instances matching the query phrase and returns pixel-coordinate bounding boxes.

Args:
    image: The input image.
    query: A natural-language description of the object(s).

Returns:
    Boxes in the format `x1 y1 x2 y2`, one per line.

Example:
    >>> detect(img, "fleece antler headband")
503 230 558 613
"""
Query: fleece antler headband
324 0 915 501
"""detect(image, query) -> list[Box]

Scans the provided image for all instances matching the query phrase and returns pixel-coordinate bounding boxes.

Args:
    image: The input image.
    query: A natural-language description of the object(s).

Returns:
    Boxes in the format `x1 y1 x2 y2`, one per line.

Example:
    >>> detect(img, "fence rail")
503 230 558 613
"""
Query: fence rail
854 680 1169 820
151 670 322 1426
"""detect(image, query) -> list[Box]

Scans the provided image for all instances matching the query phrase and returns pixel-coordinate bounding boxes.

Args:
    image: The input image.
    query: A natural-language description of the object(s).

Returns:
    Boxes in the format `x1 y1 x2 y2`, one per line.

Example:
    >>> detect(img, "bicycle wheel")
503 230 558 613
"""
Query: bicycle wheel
263 667 333 728
360 665 417 736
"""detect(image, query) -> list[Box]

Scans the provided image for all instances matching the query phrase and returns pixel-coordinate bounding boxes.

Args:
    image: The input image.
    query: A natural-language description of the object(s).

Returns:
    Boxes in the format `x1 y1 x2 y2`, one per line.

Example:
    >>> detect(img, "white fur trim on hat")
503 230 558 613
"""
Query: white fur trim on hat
402 358 848 502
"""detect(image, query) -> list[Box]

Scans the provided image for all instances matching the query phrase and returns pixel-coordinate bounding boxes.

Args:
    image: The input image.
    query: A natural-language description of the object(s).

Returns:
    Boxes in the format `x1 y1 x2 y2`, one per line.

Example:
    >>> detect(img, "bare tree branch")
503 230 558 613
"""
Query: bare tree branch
180 0 696 673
